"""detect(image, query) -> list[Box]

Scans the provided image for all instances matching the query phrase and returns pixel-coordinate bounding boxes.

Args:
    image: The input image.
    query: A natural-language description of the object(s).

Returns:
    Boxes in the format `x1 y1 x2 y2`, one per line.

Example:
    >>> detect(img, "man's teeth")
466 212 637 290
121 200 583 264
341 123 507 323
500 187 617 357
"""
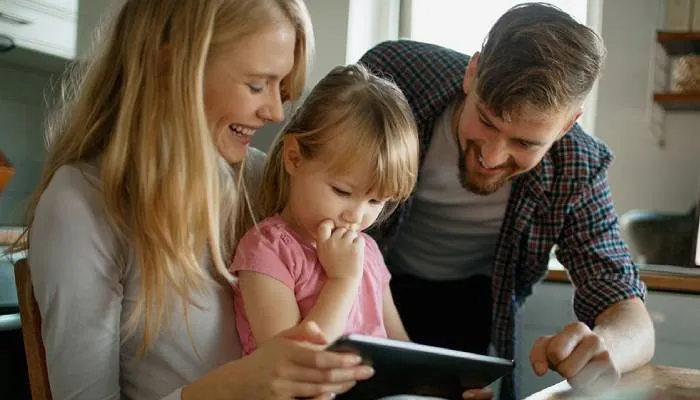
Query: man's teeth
478 154 488 168
229 124 253 137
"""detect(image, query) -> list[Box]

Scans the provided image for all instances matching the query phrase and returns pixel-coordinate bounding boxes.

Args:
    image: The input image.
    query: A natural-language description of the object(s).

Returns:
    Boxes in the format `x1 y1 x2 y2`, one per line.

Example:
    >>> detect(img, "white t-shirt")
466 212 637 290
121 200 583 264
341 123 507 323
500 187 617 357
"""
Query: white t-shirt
388 99 511 280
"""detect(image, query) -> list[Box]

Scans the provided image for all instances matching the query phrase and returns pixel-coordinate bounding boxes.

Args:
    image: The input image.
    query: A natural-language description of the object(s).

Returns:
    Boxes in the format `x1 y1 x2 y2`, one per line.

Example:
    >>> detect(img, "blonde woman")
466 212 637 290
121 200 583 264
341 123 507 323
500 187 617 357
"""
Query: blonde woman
18 1 373 399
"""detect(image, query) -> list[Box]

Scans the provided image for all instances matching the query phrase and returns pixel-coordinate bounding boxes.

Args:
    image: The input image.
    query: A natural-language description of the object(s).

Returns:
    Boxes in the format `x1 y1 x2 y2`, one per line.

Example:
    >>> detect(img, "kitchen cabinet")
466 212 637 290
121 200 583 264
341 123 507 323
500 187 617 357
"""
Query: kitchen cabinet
76 0 121 60
518 281 700 398
0 0 78 60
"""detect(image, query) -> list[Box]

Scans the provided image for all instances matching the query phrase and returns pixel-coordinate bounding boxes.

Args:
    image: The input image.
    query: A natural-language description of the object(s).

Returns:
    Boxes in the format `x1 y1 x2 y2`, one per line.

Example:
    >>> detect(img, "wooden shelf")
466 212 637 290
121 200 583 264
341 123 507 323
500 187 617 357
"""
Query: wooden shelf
653 92 700 110
657 31 700 56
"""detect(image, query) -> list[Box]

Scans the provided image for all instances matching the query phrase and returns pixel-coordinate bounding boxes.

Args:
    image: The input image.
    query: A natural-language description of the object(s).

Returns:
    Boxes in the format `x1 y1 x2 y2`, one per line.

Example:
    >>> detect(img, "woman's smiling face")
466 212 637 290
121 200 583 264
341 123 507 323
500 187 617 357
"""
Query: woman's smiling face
203 22 296 164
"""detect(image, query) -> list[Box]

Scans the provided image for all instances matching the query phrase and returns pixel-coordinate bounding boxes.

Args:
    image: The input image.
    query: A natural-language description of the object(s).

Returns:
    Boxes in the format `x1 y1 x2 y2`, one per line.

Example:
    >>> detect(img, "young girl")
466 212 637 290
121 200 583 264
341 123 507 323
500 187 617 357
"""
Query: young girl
230 63 420 355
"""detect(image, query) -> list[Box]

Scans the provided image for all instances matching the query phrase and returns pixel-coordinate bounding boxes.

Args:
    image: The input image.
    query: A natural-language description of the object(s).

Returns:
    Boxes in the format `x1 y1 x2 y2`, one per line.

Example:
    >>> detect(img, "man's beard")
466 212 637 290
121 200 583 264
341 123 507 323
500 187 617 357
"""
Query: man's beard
457 140 512 196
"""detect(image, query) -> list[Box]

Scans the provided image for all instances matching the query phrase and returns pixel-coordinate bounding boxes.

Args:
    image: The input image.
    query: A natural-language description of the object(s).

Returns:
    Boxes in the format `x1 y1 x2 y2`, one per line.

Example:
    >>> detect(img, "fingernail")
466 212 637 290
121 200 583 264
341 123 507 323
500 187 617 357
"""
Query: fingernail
535 362 548 373
360 366 375 377
463 393 474 399
328 393 336 399
348 355 362 364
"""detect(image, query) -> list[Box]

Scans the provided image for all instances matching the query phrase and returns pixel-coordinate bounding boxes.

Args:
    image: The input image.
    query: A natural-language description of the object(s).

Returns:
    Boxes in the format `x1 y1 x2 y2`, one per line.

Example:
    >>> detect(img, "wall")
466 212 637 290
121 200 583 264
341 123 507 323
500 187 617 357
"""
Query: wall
595 0 700 216
0 62 57 226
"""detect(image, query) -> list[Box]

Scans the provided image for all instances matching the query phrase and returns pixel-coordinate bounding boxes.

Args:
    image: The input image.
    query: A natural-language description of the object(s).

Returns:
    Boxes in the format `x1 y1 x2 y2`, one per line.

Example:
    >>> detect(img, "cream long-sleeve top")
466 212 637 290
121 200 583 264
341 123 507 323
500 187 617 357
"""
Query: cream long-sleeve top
28 148 266 400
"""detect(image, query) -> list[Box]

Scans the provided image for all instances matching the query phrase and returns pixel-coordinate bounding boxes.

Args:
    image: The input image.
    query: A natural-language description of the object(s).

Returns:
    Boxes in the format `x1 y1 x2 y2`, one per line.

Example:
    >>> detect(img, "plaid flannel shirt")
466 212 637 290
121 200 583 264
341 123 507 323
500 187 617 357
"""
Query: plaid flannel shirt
359 40 647 399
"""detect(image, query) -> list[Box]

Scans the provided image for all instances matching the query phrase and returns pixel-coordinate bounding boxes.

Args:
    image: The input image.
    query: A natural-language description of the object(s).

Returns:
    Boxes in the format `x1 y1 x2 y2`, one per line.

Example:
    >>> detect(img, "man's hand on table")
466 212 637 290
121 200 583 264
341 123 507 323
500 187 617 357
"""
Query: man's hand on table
462 387 493 399
530 322 621 391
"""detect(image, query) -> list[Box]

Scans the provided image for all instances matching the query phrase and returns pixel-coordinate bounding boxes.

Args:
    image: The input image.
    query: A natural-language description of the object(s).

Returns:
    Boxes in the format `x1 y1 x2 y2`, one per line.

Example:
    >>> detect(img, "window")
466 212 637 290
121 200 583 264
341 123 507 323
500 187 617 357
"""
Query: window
406 1 589 56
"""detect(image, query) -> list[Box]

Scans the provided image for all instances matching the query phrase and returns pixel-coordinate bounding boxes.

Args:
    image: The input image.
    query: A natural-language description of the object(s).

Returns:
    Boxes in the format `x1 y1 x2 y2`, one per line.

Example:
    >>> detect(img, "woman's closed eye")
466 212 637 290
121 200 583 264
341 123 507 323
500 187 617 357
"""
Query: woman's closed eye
247 83 265 93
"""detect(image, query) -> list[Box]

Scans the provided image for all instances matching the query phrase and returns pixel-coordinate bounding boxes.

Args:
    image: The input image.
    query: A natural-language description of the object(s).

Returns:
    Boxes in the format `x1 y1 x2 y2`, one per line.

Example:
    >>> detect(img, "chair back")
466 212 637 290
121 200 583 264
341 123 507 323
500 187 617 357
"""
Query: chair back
14 258 52 400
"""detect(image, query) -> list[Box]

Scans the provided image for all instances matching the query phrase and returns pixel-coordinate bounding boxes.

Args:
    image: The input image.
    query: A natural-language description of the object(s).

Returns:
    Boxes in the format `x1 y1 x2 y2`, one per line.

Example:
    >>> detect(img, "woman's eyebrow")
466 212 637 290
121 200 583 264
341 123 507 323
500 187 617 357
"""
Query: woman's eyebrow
245 73 280 80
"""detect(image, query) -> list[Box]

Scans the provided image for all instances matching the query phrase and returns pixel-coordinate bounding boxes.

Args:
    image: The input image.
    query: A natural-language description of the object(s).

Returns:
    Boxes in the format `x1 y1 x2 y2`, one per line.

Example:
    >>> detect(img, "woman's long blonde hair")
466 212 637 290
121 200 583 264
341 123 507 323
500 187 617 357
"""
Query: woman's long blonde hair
18 0 313 355
246 64 419 238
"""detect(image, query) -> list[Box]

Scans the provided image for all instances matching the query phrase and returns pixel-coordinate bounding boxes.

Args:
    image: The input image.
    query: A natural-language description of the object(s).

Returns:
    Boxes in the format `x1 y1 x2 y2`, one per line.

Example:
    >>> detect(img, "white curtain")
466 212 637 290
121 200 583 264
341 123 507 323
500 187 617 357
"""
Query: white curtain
345 0 401 63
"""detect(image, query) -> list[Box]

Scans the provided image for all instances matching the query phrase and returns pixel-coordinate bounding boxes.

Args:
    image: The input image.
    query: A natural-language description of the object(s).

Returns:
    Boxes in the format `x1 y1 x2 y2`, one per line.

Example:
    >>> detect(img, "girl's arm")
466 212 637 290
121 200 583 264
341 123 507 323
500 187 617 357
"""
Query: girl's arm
382 289 410 341
237 221 364 345
238 271 360 345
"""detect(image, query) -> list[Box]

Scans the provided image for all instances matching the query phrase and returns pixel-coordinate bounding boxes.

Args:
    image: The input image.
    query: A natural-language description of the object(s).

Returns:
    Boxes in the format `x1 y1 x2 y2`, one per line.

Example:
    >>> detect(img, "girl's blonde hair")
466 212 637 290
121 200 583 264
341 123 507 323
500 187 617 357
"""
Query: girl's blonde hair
18 0 313 355
252 63 419 235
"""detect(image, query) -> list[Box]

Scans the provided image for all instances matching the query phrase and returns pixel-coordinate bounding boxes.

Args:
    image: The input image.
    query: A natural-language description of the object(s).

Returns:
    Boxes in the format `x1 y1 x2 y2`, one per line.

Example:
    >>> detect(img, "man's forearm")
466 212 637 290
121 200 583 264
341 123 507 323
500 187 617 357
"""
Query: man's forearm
593 297 655 373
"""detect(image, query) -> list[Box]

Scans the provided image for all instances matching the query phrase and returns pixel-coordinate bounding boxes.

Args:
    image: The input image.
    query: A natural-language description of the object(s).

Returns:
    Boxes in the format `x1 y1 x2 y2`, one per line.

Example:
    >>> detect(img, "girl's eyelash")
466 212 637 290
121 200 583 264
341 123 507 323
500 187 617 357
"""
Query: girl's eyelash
332 186 350 196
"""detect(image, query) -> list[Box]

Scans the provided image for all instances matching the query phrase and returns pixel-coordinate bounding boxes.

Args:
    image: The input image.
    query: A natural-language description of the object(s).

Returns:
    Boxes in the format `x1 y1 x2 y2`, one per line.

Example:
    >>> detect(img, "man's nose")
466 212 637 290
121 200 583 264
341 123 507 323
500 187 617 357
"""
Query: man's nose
480 139 510 168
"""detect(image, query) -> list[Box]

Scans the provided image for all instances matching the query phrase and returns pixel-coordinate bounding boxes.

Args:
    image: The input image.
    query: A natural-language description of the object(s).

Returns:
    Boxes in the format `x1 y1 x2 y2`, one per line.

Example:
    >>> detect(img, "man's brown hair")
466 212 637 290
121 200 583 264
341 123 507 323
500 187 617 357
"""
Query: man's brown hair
476 2 606 121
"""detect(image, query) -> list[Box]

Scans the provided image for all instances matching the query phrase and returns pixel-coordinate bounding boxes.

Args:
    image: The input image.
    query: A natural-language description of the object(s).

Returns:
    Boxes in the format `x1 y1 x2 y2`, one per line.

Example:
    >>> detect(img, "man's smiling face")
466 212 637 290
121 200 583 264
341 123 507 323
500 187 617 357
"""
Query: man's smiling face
453 54 582 195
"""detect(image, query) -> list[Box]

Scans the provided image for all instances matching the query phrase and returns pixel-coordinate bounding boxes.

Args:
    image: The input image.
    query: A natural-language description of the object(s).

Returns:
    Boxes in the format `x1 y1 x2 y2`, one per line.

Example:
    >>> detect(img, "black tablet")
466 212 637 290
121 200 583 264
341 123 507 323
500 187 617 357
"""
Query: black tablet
327 334 514 400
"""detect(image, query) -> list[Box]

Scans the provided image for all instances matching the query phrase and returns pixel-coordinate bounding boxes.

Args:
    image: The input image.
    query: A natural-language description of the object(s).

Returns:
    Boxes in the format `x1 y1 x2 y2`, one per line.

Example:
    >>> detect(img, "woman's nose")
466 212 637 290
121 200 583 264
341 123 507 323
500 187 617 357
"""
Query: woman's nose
259 89 284 123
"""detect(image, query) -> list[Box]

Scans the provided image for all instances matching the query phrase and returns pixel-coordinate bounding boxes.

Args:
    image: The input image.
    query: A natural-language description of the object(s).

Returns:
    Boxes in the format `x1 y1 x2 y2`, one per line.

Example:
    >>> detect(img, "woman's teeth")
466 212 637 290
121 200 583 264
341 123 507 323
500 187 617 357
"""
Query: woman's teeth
229 124 253 137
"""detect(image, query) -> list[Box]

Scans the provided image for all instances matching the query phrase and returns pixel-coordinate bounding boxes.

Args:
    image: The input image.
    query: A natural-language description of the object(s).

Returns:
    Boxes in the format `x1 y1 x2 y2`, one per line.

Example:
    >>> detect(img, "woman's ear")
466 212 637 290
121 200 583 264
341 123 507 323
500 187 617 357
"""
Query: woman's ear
282 135 302 176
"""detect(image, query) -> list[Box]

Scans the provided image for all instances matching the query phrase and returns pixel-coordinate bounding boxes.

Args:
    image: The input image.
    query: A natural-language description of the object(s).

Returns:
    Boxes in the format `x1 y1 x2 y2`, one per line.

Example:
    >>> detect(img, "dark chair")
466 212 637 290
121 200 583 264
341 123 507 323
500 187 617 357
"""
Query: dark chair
13 258 52 400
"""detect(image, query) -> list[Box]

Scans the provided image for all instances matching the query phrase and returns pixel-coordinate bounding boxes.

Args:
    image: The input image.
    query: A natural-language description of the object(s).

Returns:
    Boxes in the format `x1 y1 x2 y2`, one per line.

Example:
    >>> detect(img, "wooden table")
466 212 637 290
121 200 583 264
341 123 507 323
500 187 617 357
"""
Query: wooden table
525 365 700 399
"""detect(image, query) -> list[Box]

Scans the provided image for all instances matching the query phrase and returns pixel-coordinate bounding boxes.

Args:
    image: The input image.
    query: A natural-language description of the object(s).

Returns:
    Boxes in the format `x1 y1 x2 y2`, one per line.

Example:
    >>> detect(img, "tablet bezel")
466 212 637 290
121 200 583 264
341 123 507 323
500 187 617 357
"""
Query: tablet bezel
327 334 515 399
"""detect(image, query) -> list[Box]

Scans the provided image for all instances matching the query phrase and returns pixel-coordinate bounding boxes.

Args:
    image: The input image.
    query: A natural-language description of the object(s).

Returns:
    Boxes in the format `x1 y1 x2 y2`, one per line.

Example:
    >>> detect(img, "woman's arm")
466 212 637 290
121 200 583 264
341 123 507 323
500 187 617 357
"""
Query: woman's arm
181 322 374 400
29 167 122 399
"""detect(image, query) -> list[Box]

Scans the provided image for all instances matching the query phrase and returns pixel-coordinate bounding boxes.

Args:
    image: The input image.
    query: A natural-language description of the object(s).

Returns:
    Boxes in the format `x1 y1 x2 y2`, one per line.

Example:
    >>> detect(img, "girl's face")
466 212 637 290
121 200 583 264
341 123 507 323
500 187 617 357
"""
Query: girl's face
281 140 390 242
203 21 296 165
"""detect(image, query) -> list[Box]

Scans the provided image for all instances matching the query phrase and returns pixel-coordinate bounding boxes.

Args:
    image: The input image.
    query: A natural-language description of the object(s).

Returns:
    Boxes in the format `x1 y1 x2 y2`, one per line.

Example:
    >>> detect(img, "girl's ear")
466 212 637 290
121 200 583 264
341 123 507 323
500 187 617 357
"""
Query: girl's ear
282 135 303 176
